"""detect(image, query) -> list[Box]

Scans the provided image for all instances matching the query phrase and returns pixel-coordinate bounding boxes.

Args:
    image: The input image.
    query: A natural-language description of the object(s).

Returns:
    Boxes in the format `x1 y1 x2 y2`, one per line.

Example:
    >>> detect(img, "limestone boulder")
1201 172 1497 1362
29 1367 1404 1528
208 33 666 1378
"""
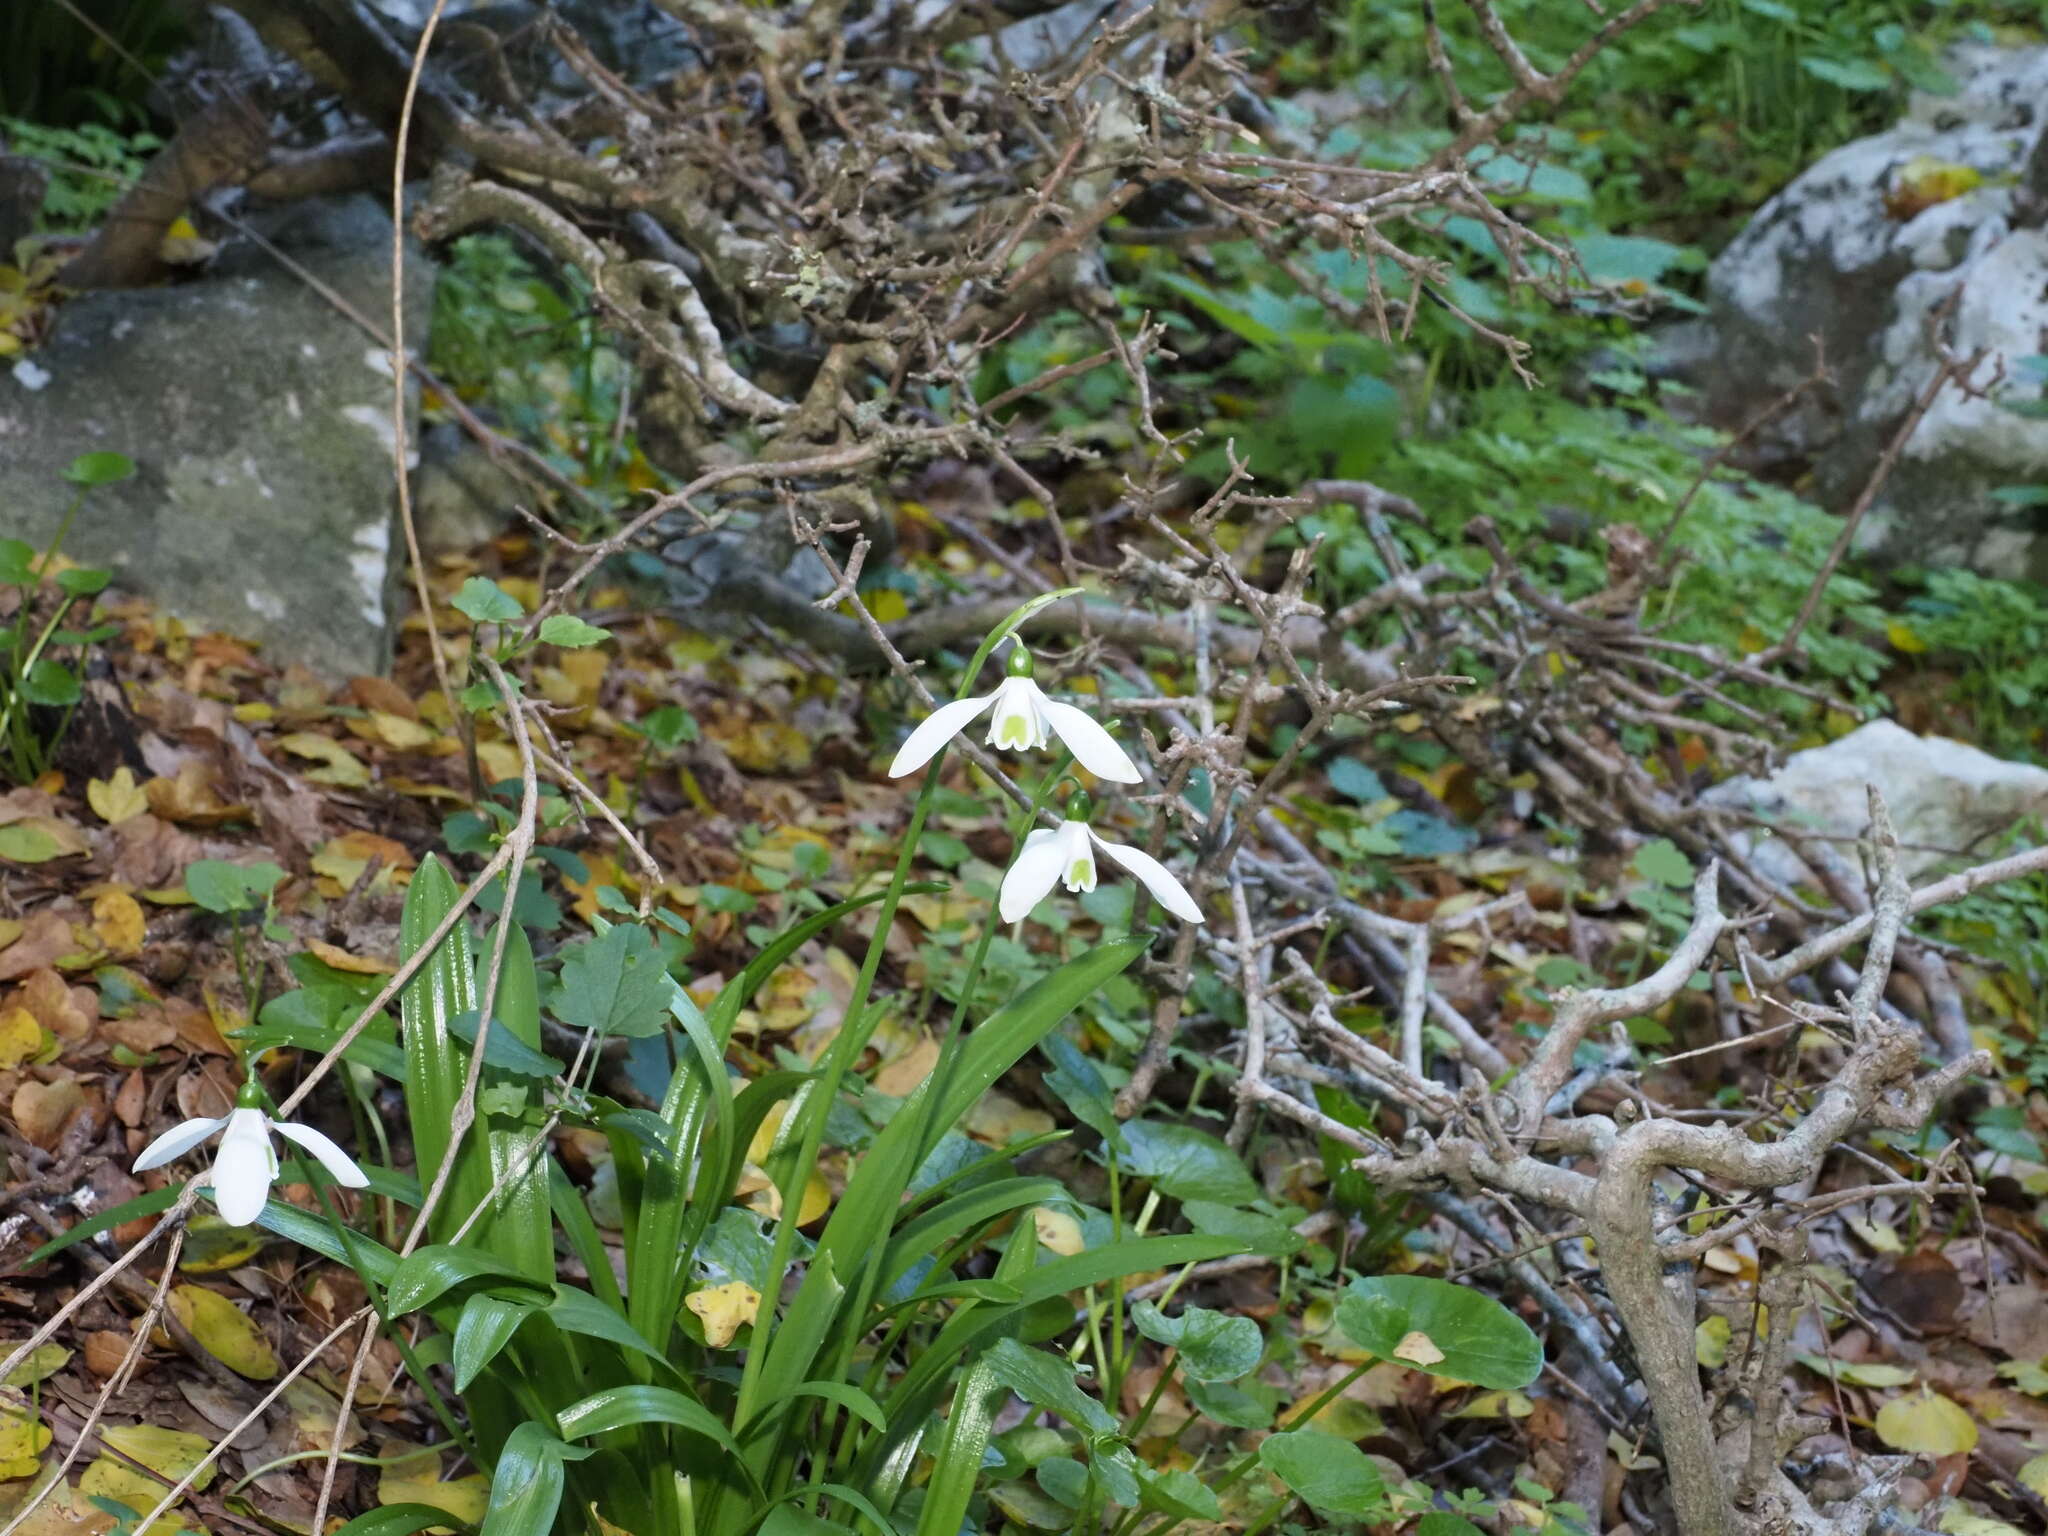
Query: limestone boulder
1679 45 2048 578
0 194 431 679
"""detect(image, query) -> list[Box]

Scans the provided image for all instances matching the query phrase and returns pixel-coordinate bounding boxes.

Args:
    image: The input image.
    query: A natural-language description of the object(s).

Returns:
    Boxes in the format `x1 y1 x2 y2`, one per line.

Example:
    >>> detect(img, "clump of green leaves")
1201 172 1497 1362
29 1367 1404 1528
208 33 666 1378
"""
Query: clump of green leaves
427 234 655 525
0 451 128 784
0 116 163 230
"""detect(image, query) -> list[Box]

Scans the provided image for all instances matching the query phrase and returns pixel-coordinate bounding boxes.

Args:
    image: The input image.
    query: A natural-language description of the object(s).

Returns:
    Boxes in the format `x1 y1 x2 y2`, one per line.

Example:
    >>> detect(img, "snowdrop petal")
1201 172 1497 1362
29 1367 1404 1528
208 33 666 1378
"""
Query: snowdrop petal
1056 820 1097 893
889 692 997 777
271 1119 372 1189
1040 699 1142 784
1000 827 1069 923
131 1115 228 1173
210 1108 277 1226
1092 832 1204 925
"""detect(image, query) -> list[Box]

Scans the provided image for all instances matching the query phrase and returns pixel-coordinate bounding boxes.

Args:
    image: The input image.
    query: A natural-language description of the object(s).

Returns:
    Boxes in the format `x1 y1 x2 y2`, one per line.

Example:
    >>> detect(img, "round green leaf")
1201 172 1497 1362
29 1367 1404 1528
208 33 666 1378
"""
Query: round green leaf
57 567 112 597
1336 1275 1543 1389
64 451 136 487
19 658 81 707
1258 1428 1384 1517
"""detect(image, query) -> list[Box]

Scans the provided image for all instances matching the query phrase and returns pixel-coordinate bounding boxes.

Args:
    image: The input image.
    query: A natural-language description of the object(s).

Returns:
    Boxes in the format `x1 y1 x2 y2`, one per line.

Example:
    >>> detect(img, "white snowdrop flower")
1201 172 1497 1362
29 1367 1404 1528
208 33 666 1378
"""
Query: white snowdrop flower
132 1081 369 1226
889 647 1141 783
1000 793 1203 925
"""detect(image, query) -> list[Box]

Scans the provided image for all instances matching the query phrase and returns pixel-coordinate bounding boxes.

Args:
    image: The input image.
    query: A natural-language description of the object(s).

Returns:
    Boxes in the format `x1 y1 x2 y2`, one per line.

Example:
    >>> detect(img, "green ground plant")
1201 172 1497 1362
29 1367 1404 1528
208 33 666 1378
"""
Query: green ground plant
0 451 127 784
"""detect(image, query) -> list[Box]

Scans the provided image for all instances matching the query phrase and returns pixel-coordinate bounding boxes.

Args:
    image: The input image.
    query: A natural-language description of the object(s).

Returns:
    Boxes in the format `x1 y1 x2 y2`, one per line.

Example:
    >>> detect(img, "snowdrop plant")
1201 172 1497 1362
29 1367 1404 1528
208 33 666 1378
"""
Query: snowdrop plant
889 643 1141 783
49 591 1237 1536
131 1078 370 1226
1001 792 1204 925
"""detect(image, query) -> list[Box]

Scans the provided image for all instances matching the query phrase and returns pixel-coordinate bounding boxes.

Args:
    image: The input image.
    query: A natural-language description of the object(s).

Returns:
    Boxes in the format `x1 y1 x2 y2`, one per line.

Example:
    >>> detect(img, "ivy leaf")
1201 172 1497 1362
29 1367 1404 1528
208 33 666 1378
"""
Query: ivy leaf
1130 1300 1262 1382
1634 838 1693 887
538 614 609 649
454 576 523 623
1116 1120 1259 1205
551 923 671 1039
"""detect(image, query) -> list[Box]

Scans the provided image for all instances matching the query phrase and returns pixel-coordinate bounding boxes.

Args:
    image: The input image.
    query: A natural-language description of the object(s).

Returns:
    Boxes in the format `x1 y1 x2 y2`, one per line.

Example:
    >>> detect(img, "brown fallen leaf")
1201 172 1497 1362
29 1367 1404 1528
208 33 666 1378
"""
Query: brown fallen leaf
16 966 97 1041
303 938 395 975
145 761 250 827
0 912 77 983
13 1075 86 1149
83 1329 139 1379
114 1068 145 1128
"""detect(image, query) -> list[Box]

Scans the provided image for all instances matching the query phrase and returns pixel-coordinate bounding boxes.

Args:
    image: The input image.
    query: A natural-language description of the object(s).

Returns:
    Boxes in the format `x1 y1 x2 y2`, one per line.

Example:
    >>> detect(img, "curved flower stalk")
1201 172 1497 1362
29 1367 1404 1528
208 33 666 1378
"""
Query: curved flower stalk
889 646 1141 783
132 1079 369 1226
1001 794 1204 925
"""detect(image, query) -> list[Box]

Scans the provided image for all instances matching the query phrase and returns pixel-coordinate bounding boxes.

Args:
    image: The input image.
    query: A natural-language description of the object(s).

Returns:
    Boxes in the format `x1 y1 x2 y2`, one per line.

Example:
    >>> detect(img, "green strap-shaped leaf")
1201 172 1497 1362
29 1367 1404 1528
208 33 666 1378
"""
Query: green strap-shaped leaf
454 1292 539 1393
386 1245 551 1316
477 1423 588 1536
554 1385 745 1463
399 855 478 1241
328 1504 480 1536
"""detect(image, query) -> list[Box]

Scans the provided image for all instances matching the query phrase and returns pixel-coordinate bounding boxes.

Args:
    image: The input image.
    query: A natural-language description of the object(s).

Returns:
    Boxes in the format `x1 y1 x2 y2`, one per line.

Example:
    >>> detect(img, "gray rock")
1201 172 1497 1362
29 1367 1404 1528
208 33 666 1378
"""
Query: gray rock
0 194 432 679
1700 719 2048 895
1681 45 2048 579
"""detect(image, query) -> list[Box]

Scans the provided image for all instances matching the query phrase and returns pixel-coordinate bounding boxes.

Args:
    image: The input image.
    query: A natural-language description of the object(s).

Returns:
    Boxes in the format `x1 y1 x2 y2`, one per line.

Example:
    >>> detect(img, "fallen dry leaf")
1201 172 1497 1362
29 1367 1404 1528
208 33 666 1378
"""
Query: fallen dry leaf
16 966 97 1041
0 914 67 986
12 1075 86 1149
304 938 395 975
686 1281 761 1348
86 767 150 825
168 1286 279 1380
0 1009 43 1069
92 891 146 957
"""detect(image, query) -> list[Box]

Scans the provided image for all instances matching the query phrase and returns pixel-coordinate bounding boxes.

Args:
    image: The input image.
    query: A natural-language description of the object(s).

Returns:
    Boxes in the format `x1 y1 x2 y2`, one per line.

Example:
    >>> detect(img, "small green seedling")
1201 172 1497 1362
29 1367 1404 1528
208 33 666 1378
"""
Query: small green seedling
0 451 129 783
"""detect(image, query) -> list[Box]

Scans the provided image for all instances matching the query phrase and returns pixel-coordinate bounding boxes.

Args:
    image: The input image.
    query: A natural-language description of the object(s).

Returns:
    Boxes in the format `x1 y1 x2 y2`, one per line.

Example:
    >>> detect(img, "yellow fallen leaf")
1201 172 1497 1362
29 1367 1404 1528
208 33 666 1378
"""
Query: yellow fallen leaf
304 938 396 975
276 733 370 789
175 1215 267 1276
100 1424 216 1492
1939 1513 2027 1536
1695 1315 1731 1368
0 1397 52 1479
87 767 150 825
872 1032 941 1097
79 1424 214 1536
378 1442 489 1530
475 739 523 785
370 711 441 752
1793 1353 1915 1389
1031 1207 1086 1257
1874 1389 1976 1456
687 1281 760 1348
1 1344 69 1389
1449 1390 1533 1419
1885 622 1927 655
93 891 146 957
0 1007 43 1070
1393 1330 1445 1368
963 1090 1055 1145
1847 1215 1904 1254
168 1285 279 1380
2019 1455 2048 1500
